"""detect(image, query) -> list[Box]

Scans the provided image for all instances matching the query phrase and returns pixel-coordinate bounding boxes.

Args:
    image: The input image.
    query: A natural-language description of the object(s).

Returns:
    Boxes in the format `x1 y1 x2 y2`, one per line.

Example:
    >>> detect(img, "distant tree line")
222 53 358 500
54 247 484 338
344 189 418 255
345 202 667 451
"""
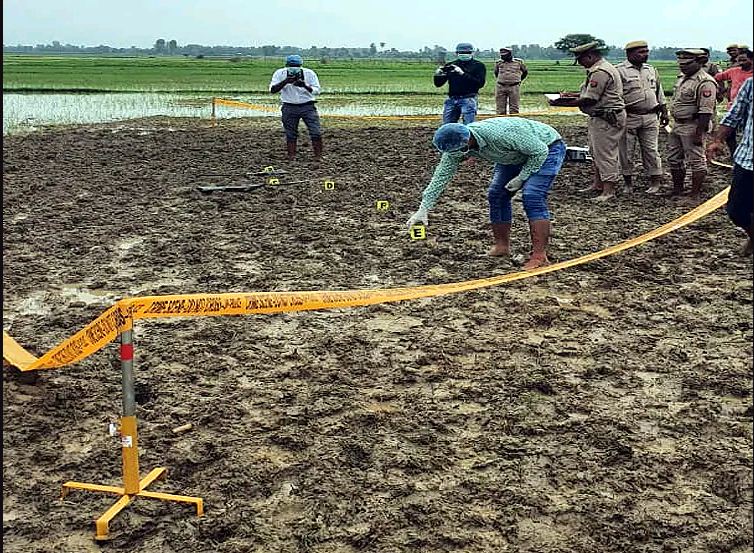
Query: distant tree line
2 37 730 61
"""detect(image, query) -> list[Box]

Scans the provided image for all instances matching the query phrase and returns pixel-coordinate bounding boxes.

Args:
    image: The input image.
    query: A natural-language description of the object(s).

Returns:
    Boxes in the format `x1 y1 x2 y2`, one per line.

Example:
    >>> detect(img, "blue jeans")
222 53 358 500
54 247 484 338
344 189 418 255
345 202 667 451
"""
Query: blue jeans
487 140 566 223
442 96 478 124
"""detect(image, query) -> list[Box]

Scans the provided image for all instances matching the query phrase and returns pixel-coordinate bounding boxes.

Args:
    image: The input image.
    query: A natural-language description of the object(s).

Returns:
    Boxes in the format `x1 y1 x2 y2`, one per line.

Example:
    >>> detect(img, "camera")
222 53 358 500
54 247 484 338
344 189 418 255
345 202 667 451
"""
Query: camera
287 67 303 78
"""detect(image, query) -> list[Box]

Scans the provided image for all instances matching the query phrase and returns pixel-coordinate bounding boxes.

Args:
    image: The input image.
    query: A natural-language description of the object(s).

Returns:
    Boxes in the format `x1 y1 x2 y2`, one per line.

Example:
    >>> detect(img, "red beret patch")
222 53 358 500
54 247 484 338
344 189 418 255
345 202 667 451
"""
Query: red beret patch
589 80 599 87
702 89 712 97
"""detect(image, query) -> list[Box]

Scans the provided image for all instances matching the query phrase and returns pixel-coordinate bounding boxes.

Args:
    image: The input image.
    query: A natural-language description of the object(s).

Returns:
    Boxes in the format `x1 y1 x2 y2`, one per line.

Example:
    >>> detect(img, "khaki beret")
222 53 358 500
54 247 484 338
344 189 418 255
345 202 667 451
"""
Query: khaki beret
569 41 600 55
675 48 705 58
726 43 739 49
738 44 750 50
499 46 512 52
625 40 648 50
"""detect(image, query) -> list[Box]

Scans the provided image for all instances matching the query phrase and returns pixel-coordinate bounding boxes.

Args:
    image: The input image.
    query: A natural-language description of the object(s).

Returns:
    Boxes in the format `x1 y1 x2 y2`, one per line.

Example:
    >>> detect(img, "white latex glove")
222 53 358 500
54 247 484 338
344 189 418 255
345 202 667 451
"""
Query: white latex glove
505 175 525 193
450 64 464 75
434 66 445 76
406 207 429 229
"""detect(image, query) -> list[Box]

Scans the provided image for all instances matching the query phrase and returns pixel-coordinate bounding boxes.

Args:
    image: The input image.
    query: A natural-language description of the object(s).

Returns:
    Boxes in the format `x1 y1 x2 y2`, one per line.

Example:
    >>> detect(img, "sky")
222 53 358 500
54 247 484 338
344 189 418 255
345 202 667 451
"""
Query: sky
3 0 753 52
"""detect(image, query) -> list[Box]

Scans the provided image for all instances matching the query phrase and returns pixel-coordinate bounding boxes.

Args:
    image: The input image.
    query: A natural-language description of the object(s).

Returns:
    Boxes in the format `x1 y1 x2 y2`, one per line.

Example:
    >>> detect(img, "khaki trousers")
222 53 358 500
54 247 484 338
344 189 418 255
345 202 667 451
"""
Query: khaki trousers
495 83 521 115
587 112 626 183
667 122 707 172
619 113 663 177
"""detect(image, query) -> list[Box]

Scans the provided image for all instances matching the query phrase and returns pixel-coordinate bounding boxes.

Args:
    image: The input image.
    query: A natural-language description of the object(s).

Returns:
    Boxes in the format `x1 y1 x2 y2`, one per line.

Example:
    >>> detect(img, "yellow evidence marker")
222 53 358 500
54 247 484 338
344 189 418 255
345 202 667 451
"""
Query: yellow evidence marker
267 177 280 185
409 225 427 240
376 200 390 211
262 166 275 173
323 179 335 190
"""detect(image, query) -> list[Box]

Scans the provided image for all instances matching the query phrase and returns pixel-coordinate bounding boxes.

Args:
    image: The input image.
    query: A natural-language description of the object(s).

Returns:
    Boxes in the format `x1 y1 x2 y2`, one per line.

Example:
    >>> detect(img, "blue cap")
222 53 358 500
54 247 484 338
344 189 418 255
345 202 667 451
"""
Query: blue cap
456 43 474 53
285 54 303 66
433 123 471 152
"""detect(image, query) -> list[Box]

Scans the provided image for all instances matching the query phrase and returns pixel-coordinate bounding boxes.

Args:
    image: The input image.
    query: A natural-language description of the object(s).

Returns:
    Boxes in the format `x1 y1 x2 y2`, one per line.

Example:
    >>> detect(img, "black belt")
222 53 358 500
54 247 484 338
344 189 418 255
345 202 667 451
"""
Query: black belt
673 117 697 123
449 93 477 99
626 107 656 115
497 82 521 86
590 109 624 118
283 101 316 107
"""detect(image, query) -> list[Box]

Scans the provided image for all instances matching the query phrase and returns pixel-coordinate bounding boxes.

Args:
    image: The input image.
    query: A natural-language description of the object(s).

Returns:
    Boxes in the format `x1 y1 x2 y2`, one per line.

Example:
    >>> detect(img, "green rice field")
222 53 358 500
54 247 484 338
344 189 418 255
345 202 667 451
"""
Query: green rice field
3 55 688 135
2 54 683 97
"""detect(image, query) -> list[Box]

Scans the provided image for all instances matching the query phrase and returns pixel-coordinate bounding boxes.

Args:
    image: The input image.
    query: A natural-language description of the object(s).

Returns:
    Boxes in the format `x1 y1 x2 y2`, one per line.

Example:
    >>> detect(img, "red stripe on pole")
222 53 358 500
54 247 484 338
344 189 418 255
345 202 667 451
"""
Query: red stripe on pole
120 344 134 361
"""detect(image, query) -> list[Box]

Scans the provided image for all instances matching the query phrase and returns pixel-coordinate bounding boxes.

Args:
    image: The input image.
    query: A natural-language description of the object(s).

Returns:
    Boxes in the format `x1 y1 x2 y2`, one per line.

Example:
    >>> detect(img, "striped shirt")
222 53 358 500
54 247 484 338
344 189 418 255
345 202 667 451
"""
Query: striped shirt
720 77 753 170
420 117 562 211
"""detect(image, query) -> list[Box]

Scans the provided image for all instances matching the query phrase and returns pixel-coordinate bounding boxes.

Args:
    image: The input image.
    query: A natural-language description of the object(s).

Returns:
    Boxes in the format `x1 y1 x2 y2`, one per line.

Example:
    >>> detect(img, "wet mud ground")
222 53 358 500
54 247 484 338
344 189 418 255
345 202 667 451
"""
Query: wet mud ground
2 116 753 553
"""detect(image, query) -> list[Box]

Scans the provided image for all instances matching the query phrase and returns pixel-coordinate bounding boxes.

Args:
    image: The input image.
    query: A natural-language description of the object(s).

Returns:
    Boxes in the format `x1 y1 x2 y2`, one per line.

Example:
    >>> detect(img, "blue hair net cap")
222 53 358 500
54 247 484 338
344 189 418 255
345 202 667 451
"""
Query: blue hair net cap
433 123 471 152
285 54 303 66
456 43 474 52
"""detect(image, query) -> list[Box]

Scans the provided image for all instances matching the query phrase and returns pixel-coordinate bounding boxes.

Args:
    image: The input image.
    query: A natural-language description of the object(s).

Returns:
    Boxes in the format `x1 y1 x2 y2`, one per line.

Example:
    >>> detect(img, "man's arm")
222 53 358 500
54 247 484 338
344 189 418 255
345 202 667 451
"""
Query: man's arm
270 72 296 93
419 154 463 211
709 78 753 156
694 80 719 144
714 68 732 83
306 70 321 95
463 60 486 90
511 136 550 181
654 68 670 125
520 61 528 81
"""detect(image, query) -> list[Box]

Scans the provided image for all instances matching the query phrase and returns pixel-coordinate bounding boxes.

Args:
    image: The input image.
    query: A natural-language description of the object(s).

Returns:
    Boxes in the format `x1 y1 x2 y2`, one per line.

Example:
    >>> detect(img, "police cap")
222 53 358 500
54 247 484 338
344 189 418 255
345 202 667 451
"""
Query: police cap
569 41 600 56
625 40 648 50
675 48 705 58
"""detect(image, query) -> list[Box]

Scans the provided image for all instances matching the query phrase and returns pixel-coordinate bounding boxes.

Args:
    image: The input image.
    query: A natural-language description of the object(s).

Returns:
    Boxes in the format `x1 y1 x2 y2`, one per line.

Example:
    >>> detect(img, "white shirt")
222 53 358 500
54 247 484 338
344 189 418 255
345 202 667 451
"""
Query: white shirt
269 67 321 104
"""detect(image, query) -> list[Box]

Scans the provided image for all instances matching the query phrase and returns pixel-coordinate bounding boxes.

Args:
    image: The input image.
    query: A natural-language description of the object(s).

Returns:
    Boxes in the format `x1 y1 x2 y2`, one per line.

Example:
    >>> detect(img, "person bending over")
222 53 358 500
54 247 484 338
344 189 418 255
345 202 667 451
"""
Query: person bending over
406 118 566 269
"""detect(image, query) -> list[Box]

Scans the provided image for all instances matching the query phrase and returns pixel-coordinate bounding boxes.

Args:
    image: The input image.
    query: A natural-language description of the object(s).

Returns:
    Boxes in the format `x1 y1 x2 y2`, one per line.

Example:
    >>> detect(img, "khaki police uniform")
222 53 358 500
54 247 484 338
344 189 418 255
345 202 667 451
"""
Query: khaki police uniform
577 57 626 183
702 61 720 77
494 56 527 114
616 59 666 177
668 66 717 172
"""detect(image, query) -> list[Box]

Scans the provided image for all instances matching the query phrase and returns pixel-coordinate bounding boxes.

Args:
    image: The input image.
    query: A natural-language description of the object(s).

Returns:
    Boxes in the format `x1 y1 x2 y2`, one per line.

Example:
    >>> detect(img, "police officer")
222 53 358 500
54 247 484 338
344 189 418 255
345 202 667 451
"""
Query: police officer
616 40 669 195
699 48 720 77
433 43 487 124
494 47 528 115
726 44 740 68
551 41 625 201
667 49 718 199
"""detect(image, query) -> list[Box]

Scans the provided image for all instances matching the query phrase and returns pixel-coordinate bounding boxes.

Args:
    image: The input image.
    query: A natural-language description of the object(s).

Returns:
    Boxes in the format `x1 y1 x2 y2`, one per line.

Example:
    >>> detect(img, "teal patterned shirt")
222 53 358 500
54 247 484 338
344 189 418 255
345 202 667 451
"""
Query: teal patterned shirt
420 117 562 211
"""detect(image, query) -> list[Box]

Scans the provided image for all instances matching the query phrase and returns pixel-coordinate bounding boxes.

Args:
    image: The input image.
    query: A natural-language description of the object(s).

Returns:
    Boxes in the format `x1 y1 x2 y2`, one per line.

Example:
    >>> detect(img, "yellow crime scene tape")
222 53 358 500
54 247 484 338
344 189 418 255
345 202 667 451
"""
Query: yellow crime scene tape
3 187 729 372
210 97 580 121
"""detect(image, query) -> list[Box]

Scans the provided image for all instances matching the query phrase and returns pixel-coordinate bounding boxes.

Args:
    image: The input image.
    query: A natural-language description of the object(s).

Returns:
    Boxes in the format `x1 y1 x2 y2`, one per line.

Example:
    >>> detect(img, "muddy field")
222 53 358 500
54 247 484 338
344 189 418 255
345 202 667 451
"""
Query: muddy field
3 116 752 553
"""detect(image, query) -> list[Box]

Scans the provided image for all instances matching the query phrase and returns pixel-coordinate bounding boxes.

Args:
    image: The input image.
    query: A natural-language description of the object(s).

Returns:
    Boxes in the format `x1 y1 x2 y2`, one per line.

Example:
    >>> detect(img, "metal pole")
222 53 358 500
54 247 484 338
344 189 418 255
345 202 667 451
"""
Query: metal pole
119 328 140 494
121 329 136 416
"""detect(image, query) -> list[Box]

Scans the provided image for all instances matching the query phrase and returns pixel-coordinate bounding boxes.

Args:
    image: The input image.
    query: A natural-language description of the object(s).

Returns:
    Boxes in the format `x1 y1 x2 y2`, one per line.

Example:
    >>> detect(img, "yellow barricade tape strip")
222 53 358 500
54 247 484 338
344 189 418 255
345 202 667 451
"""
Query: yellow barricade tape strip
710 159 734 169
3 188 729 372
213 98 279 112
211 97 580 120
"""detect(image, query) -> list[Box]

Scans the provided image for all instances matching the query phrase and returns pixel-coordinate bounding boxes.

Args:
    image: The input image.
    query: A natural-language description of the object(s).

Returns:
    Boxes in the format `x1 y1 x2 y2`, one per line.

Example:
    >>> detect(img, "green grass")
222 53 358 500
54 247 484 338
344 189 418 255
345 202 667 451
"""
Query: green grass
2 54 682 99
